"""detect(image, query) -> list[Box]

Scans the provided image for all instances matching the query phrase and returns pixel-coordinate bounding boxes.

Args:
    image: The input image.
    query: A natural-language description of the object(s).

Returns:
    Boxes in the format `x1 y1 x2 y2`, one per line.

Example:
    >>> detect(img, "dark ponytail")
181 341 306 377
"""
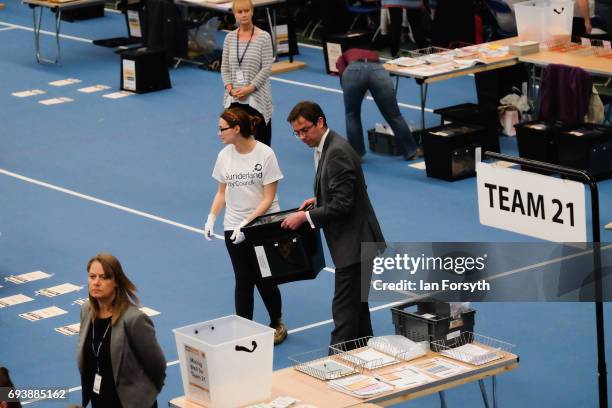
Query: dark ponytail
221 106 260 138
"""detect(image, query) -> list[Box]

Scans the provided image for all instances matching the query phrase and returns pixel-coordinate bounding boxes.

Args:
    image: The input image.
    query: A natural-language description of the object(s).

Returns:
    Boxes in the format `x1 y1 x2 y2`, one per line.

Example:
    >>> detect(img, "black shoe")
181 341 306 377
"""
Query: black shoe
405 147 424 161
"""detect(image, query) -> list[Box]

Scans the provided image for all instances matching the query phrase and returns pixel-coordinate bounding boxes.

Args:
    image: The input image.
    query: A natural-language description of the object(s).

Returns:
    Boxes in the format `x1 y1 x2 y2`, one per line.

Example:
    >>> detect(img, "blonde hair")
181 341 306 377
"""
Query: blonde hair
232 0 254 13
87 253 139 325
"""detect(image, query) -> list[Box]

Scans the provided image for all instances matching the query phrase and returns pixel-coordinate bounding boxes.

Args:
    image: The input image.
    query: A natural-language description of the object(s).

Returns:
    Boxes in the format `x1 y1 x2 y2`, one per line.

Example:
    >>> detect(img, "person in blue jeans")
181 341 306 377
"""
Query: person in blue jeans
337 48 420 160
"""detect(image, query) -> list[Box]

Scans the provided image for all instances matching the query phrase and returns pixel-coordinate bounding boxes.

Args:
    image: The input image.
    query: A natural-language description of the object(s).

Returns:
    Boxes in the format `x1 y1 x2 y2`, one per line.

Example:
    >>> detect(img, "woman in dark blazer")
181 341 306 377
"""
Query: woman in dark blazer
77 253 166 408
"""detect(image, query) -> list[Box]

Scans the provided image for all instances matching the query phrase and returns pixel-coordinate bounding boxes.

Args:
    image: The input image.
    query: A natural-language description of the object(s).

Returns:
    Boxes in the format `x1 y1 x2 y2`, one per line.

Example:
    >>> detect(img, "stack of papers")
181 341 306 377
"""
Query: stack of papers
301 358 356 380
440 343 502 365
375 366 431 388
388 57 426 67
411 358 467 378
328 375 393 398
340 348 399 370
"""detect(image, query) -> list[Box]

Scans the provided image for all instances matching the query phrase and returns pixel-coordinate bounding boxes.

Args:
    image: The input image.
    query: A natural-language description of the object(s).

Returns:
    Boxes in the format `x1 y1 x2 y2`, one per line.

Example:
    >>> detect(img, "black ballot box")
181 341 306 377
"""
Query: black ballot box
433 103 500 153
557 124 612 180
120 48 171 94
367 129 402 156
391 300 476 349
515 120 565 175
423 124 483 181
242 209 325 285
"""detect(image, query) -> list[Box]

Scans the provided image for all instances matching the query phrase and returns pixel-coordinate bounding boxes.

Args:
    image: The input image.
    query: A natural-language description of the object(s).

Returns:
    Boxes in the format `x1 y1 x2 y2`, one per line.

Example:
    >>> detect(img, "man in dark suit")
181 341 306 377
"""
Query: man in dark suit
282 101 385 346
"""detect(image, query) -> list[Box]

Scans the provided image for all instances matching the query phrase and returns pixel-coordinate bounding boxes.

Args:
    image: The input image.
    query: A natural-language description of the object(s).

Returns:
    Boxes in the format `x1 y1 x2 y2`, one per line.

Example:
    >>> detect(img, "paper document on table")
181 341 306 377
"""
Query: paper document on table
0 294 34 308
341 348 399 370
39 97 73 106
411 358 467 378
440 343 502 365
103 91 133 99
49 78 81 86
55 323 81 336
12 89 45 98
388 57 426 67
78 85 111 93
305 359 356 378
6 271 53 284
19 306 68 321
328 374 393 398
376 366 431 388
36 283 83 297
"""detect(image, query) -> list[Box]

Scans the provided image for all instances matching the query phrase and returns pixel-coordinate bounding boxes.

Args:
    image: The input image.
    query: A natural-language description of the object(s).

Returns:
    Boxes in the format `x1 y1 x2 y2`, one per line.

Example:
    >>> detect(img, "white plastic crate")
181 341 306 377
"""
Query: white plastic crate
514 0 574 43
173 315 274 408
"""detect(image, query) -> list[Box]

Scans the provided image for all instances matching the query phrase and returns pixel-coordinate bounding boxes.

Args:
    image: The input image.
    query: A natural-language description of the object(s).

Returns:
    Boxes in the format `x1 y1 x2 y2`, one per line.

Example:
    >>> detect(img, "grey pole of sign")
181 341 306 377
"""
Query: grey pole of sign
484 151 607 408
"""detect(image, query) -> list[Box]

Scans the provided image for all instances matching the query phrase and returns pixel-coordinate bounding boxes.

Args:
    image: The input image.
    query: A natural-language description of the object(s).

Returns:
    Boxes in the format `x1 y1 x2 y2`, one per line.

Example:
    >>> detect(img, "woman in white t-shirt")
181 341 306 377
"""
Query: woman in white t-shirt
204 106 287 345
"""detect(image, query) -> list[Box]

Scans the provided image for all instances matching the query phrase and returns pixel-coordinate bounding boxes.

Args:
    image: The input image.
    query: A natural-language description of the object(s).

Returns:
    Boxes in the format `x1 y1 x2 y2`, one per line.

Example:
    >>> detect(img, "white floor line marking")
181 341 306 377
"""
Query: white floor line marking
0 26 17 32
0 167 204 234
0 22 93 43
269 77 433 113
0 20 434 114
0 167 340 265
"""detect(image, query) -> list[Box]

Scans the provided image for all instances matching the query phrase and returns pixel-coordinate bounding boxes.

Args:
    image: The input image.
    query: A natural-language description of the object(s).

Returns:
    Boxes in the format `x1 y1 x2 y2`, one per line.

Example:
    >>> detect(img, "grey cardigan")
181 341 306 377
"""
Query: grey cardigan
77 303 166 408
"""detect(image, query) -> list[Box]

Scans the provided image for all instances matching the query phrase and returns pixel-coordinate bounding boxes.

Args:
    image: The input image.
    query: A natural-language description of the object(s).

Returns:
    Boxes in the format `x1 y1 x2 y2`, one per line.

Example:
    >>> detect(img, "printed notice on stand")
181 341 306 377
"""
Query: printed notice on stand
55 323 81 336
19 306 68 322
122 59 137 91
36 283 83 297
185 345 209 393
5 271 52 284
0 294 34 308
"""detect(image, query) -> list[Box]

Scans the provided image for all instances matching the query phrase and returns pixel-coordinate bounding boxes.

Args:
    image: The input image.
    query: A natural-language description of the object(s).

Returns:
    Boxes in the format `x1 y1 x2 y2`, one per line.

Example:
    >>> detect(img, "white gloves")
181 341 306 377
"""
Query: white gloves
230 220 248 245
204 213 216 241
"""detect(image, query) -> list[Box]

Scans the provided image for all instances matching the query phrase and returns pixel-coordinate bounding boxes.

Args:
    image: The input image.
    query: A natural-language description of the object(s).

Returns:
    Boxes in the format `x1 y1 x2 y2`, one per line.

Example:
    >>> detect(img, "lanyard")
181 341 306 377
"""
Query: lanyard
236 27 255 67
91 319 111 373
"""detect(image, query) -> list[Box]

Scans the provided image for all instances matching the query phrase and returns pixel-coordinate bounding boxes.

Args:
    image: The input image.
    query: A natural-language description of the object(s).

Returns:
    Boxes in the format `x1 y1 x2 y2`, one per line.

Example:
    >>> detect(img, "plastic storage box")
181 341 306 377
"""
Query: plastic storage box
514 0 574 43
173 315 274 408
423 124 484 181
433 103 500 154
515 120 566 174
556 124 612 180
242 208 325 284
367 129 402 155
391 301 476 349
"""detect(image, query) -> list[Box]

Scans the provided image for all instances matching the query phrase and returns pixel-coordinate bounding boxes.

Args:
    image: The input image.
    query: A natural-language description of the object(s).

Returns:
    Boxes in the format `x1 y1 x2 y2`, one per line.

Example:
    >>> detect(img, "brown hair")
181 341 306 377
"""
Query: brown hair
0 367 22 408
232 0 253 13
220 106 261 139
286 101 327 127
87 253 139 325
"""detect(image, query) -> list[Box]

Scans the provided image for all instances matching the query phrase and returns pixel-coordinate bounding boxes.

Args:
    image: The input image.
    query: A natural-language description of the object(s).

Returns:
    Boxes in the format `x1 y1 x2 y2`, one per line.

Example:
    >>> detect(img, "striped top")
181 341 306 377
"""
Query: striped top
221 28 273 124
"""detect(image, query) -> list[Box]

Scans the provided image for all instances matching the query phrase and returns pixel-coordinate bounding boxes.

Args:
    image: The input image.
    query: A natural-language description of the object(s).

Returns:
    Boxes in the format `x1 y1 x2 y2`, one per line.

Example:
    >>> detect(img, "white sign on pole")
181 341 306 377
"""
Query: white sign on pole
477 161 587 242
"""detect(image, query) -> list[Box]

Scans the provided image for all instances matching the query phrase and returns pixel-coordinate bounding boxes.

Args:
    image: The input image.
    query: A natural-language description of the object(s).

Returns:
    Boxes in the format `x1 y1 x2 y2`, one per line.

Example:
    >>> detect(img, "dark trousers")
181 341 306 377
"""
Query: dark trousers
230 103 272 146
330 262 373 346
224 231 282 324
388 7 428 56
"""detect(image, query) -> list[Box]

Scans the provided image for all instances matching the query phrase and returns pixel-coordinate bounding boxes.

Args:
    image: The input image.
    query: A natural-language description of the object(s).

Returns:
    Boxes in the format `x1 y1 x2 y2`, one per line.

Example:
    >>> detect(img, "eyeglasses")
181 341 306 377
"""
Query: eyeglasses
219 126 232 133
293 124 315 138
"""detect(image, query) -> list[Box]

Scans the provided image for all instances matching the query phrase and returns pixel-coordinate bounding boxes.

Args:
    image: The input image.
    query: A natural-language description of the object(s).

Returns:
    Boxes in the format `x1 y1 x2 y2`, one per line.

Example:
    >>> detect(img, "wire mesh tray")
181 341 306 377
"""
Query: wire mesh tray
408 46 452 64
329 337 420 371
431 332 514 366
289 348 363 381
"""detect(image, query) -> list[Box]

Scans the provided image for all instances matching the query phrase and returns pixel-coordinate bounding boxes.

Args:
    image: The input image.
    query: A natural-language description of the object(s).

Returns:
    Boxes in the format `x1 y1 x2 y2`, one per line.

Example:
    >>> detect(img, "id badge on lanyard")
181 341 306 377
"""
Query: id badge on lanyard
236 70 246 85
93 373 102 394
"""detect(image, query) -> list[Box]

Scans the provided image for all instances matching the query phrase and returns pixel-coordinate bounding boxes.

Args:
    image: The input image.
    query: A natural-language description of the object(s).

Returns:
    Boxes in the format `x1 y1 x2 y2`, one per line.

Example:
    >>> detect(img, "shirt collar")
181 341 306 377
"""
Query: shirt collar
316 128 330 154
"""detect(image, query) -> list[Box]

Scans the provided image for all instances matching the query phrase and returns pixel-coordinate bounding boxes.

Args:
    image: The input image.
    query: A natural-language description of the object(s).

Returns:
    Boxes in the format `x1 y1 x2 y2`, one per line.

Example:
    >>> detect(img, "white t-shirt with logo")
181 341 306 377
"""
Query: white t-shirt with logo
212 141 283 231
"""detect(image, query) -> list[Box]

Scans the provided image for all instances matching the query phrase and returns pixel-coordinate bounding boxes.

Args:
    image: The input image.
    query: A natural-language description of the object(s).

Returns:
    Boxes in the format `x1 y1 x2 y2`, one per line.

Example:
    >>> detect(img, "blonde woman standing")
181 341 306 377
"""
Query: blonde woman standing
221 0 274 146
